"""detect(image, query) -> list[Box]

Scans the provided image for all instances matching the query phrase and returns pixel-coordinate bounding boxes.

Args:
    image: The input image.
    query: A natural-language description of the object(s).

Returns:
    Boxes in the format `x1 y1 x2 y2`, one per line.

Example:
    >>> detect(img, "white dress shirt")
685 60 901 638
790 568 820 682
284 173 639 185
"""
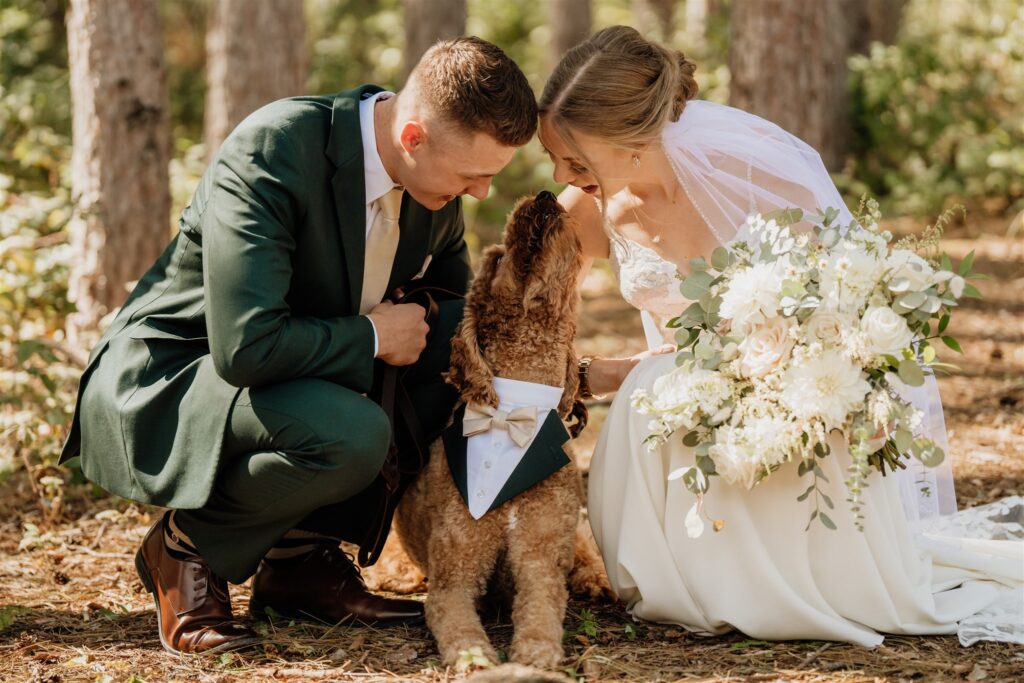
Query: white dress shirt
359 90 399 356
465 377 565 519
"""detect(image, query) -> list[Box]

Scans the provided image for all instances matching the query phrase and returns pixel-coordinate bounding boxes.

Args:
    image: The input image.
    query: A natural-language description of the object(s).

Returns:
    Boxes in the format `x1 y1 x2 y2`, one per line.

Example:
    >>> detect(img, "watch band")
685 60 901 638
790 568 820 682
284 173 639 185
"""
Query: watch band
578 355 595 400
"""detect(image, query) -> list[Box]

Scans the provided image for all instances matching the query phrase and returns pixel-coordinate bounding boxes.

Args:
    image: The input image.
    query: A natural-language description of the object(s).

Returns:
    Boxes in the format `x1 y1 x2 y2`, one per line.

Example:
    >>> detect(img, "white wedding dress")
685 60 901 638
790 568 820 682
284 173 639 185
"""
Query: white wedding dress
587 101 1024 647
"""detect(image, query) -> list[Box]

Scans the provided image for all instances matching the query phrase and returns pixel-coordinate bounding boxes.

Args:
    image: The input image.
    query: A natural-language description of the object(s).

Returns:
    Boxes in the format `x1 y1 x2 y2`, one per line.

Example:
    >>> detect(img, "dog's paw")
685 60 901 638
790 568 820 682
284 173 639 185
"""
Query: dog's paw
446 644 500 672
568 564 616 602
510 639 564 671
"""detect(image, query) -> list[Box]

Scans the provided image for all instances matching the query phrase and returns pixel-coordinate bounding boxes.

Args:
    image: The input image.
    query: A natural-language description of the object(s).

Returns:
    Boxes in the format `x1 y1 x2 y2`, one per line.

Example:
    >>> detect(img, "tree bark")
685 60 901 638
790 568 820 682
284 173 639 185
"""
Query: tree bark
729 0 848 170
843 0 905 55
549 0 592 68
403 0 467 80
66 0 171 341
682 0 707 52
203 0 306 158
633 0 675 43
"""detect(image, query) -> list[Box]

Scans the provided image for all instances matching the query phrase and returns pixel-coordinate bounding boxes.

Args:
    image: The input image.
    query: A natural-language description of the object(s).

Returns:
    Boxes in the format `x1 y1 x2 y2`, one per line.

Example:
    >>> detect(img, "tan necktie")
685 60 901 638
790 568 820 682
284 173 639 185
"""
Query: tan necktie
462 403 539 448
359 188 403 314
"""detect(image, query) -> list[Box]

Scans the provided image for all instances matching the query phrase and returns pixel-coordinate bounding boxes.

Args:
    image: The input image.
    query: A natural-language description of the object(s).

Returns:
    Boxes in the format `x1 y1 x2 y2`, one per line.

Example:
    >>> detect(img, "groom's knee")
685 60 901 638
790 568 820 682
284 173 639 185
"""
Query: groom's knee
318 397 391 489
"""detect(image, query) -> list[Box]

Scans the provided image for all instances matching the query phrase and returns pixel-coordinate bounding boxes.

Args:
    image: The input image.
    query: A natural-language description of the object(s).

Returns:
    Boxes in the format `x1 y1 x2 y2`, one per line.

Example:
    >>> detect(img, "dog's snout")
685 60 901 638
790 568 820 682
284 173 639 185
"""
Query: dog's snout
536 190 556 203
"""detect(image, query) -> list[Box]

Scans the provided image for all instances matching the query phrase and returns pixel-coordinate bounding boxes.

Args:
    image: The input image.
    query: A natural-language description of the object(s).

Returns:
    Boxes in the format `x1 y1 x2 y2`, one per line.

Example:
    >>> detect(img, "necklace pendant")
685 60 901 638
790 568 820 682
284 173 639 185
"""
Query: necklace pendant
652 234 662 244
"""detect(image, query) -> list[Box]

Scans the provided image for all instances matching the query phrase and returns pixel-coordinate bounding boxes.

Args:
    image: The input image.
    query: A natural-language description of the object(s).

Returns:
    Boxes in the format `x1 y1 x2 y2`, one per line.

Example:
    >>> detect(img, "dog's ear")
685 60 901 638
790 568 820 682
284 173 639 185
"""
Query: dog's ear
444 246 502 408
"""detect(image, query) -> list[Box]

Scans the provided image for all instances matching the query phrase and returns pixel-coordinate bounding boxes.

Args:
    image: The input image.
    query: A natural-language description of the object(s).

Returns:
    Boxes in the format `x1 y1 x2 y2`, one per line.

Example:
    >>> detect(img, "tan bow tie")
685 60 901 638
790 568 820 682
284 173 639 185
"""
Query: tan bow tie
463 404 538 447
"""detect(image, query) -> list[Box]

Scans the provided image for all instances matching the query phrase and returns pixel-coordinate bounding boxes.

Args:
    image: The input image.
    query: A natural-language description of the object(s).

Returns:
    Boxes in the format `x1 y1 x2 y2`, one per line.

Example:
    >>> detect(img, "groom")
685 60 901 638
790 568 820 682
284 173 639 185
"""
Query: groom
59 37 537 654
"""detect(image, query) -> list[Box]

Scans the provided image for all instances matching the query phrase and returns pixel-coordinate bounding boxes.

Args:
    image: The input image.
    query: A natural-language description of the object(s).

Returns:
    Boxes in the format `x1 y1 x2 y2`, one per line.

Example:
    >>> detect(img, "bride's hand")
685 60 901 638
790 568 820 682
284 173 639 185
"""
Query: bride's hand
588 344 676 396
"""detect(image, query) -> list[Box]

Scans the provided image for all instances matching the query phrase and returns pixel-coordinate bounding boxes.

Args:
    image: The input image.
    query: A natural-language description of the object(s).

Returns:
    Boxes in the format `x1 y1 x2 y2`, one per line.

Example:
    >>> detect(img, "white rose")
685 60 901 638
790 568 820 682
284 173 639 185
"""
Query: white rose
709 427 762 490
804 308 851 347
860 306 914 356
738 317 796 378
887 249 935 292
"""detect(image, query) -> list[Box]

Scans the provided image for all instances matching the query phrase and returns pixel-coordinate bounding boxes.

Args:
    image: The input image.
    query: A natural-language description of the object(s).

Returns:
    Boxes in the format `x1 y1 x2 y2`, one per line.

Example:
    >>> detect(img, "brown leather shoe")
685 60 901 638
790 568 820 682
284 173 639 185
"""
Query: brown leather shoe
250 544 424 626
135 514 261 655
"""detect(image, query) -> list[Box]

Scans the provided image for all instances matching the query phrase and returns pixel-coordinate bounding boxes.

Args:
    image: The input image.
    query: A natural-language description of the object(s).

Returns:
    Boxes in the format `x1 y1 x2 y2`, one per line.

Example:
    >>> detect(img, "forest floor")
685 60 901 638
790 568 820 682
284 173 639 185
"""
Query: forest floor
1 219 1022 682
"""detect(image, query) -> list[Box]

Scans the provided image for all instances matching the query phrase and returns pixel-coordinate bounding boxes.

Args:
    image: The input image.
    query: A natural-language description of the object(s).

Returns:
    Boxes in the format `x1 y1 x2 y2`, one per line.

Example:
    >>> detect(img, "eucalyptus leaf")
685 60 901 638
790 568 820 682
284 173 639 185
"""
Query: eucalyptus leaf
682 431 701 447
888 277 911 293
797 484 815 502
696 454 717 475
711 246 730 271
690 256 708 272
919 445 946 468
895 428 914 454
922 345 936 364
898 358 926 386
681 271 715 300
819 512 837 530
897 291 927 310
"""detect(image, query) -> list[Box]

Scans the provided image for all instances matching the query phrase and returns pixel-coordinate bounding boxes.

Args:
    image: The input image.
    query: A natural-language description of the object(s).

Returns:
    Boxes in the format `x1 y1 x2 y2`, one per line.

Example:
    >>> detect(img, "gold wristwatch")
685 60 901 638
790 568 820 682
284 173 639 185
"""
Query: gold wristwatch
578 356 597 399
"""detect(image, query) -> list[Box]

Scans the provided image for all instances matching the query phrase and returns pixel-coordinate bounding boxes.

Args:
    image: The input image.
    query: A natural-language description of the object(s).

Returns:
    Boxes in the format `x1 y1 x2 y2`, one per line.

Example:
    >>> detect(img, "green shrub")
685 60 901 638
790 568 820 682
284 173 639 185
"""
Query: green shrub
843 0 1024 218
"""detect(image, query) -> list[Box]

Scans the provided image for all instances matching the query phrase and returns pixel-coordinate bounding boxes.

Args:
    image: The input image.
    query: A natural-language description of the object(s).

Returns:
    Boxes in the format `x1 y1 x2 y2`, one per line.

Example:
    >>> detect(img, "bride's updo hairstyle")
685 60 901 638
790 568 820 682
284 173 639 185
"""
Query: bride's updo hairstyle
539 25 698 168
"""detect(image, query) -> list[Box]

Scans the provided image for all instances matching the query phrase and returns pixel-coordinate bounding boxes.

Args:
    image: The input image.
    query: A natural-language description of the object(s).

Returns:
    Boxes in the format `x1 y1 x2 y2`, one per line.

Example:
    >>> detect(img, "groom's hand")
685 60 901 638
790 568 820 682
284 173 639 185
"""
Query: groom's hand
368 301 429 366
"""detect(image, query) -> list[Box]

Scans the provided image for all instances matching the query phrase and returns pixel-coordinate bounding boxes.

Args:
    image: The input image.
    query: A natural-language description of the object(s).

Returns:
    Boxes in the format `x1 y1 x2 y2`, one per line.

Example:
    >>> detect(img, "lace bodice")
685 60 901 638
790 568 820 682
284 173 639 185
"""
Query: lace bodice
608 234 689 343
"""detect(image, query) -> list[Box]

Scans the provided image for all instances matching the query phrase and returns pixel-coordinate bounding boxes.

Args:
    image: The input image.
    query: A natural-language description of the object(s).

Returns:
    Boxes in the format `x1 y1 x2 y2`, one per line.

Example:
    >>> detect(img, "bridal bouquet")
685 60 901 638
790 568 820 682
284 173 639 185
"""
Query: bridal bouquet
631 200 983 534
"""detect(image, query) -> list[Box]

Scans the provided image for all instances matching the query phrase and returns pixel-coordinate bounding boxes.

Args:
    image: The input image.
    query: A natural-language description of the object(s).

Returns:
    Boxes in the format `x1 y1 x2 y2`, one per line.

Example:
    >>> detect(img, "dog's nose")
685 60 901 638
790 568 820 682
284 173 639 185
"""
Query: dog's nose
536 190 556 203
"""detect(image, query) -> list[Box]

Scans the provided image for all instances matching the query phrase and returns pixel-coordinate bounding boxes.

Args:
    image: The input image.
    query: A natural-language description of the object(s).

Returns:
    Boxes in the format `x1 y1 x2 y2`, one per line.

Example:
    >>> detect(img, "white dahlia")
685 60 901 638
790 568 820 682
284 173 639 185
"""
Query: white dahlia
780 350 871 431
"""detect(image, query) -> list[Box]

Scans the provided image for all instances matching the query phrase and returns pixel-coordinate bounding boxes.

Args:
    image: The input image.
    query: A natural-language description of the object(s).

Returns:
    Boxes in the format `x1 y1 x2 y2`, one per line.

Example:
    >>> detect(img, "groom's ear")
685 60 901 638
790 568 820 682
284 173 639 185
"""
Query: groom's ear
399 121 427 153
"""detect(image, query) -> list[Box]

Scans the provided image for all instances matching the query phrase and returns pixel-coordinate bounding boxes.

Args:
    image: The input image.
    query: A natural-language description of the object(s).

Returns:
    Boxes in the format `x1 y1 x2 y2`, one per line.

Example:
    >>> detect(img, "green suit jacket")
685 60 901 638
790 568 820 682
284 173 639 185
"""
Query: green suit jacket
59 85 472 509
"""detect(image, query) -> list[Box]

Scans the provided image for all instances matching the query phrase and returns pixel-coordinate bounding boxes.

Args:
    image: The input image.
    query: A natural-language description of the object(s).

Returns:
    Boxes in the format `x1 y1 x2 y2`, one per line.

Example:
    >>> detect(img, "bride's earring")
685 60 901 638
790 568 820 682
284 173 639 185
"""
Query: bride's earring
632 154 641 169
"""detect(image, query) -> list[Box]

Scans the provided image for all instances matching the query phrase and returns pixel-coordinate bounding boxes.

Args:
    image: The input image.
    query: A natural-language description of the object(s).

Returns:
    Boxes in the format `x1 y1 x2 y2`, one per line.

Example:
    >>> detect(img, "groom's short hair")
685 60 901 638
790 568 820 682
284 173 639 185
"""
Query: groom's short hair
412 36 537 147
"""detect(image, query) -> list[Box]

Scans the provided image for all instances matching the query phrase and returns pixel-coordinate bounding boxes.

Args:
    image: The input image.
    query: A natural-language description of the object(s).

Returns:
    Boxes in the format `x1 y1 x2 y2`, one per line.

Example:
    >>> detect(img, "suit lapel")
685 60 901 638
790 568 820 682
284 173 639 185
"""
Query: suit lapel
325 84 384 313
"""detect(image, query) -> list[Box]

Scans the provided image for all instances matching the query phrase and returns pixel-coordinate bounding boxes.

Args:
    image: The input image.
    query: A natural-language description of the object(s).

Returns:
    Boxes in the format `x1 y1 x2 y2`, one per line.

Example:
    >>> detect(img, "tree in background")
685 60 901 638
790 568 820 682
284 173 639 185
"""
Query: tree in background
203 0 307 158
550 0 592 67
728 0 848 171
842 0 906 56
403 0 466 80
65 0 171 341
633 0 674 44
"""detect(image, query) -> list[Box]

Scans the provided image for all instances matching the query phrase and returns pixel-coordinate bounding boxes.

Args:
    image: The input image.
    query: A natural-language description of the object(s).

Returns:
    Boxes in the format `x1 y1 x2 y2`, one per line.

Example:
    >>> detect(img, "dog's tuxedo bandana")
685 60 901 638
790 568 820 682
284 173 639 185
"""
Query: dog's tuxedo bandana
442 377 571 519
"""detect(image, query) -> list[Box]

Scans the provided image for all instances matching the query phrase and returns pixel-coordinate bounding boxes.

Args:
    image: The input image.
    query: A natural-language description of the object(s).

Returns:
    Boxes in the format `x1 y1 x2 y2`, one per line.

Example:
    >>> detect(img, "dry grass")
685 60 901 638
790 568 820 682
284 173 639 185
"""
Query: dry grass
1 223 1022 682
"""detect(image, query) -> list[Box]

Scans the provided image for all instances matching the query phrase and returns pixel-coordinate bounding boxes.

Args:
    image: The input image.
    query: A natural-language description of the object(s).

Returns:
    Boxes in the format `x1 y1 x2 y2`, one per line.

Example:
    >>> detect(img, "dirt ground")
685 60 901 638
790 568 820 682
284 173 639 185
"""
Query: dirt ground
1 222 1022 682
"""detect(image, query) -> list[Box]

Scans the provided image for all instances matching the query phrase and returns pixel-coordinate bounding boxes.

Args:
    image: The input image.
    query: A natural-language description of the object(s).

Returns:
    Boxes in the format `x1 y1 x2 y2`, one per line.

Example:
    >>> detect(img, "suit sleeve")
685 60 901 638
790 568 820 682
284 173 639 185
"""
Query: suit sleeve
201 124 376 391
417 198 473 296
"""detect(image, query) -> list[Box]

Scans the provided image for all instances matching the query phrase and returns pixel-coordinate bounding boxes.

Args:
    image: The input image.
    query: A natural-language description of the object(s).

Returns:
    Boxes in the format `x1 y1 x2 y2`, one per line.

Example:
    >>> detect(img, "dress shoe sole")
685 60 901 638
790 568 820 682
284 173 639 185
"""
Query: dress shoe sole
135 548 262 656
249 598 425 628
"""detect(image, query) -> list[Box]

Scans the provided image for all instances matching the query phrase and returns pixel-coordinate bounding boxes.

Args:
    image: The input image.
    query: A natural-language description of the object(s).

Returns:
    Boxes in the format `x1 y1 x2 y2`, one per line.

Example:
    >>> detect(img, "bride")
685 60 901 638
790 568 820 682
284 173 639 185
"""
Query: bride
539 26 1023 647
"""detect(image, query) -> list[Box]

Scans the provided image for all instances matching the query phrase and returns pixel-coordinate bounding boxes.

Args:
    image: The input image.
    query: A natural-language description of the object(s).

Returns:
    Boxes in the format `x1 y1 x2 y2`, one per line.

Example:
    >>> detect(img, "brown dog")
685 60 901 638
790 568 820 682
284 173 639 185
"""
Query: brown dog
395 191 591 669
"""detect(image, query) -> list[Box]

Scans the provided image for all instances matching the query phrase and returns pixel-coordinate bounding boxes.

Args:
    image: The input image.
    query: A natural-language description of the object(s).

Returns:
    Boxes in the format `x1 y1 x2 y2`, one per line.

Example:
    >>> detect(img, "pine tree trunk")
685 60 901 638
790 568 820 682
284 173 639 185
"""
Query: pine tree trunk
66 0 171 341
683 0 707 52
403 0 467 80
843 0 906 56
633 0 675 43
203 0 306 158
728 0 848 170
549 0 592 67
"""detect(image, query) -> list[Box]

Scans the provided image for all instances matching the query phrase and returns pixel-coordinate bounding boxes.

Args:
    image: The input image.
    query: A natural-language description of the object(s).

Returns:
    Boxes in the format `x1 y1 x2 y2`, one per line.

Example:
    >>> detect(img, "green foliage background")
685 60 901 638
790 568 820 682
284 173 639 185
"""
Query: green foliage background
1 0 1022 479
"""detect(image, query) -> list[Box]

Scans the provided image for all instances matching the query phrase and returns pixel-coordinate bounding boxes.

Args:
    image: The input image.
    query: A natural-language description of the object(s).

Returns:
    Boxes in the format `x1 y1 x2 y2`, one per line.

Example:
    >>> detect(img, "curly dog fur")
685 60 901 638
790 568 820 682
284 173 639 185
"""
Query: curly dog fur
395 194 608 670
